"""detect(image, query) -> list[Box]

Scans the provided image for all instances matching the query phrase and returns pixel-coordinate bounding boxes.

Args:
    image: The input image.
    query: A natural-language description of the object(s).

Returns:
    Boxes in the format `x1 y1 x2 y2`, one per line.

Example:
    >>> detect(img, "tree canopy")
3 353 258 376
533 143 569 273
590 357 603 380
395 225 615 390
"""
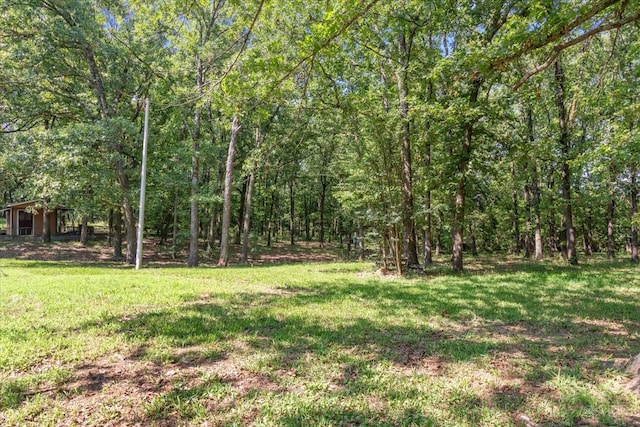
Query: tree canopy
2 0 639 271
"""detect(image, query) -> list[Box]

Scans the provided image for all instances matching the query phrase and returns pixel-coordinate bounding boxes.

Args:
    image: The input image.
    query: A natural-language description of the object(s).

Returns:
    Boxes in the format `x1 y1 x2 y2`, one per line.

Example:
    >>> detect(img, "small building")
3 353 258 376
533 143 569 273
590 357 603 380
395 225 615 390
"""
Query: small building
1 200 72 238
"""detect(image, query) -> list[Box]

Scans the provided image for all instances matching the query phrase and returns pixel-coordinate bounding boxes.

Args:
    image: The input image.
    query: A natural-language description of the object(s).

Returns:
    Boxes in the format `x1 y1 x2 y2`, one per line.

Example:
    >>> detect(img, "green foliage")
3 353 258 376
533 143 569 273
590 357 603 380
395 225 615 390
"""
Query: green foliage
2 0 640 268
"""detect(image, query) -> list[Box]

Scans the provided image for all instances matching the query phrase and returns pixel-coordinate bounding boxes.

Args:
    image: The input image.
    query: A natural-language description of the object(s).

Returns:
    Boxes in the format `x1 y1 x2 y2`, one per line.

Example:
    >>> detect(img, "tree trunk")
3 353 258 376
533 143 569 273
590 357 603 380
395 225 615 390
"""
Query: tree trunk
207 204 218 252
393 225 402 275
188 146 199 267
381 229 389 271
424 130 433 265
114 206 123 259
241 127 263 264
209 167 225 252
607 164 617 259
112 128 136 263
267 183 277 247
470 221 478 256
319 175 328 247
234 178 247 245
288 179 295 245
80 215 89 245
42 200 51 243
218 115 240 267
108 208 113 247
582 217 593 256
554 59 577 265
534 202 543 260
188 57 205 267
122 199 137 264
511 163 521 254
435 210 443 256
358 221 365 261
241 173 257 264
526 108 544 260
631 167 638 263
304 194 311 241
172 193 179 259
397 31 419 269
452 80 481 272
523 177 532 258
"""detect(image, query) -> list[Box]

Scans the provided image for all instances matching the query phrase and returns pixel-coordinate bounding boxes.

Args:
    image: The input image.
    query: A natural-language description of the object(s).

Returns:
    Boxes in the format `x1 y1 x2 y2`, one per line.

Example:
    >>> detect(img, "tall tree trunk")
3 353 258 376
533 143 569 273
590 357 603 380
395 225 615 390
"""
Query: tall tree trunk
80 215 89 245
435 210 443 256
267 183 277 247
470 221 478 256
42 200 51 243
234 178 248 245
241 173 257 264
304 194 311 241
122 198 137 264
114 206 123 259
241 127 263 264
582 216 593 256
207 204 218 252
381 228 389 271
532 170 544 257
631 167 639 263
607 164 617 259
358 220 365 261
397 30 419 269
114 167 135 262
208 167 224 252
188 57 205 267
218 115 240 266
511 163 521 254
554 59 577 265
523 177 532 258
452 80 481 272
423 129 433 265
188 142 200 266
319 175 328 247
533 185 544 260
393 225 402 275
108 208 114 247
172 193 179 259
526 107 544 260
289 179 295 246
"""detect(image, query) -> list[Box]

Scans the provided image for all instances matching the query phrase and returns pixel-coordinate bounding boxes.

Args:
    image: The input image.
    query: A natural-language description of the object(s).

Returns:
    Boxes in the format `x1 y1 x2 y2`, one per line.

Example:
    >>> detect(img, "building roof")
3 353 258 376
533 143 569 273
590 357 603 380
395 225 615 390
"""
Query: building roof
5 199 44 208
2 200 69 210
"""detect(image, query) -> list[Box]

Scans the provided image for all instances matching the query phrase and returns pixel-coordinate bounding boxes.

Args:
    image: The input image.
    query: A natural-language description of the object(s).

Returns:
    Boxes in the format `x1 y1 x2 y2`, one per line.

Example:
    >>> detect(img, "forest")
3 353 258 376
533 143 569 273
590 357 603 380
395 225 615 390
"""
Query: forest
2 0 640 272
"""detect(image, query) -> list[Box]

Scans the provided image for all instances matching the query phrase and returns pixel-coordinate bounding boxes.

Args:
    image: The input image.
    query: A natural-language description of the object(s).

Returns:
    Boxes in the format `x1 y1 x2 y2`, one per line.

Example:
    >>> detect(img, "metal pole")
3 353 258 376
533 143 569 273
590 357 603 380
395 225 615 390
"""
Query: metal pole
135 98 149 270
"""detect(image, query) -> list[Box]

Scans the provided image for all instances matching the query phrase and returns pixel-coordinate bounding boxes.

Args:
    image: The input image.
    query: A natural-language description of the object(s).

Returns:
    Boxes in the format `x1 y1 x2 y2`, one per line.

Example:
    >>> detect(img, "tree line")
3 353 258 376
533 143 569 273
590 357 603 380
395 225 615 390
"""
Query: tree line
1 0 639 272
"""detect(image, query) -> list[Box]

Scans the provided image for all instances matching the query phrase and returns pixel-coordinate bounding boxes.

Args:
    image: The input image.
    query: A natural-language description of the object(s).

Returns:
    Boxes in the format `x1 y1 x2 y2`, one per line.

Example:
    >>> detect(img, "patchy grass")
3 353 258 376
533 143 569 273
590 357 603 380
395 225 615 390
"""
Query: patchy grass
0 256 639 426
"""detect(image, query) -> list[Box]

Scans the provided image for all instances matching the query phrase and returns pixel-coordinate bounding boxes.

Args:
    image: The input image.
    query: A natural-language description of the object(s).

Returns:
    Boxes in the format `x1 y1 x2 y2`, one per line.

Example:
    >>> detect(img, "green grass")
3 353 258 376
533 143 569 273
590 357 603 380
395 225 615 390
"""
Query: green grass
1 256 639 426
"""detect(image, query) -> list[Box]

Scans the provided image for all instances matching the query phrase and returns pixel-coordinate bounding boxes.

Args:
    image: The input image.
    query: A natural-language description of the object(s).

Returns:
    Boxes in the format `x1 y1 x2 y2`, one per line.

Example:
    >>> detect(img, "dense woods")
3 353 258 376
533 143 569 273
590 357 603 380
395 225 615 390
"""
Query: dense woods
1 0 639 272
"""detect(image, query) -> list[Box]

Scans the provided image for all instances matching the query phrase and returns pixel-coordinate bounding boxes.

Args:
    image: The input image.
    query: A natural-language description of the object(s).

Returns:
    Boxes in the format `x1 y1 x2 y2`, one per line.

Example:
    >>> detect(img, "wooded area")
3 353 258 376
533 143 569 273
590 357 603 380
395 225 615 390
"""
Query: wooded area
1 0 639 272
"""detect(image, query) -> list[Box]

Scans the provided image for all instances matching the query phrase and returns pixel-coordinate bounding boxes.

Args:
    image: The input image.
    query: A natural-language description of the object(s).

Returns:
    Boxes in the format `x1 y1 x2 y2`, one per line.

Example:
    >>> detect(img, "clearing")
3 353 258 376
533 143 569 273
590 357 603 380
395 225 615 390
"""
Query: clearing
0 244 639 426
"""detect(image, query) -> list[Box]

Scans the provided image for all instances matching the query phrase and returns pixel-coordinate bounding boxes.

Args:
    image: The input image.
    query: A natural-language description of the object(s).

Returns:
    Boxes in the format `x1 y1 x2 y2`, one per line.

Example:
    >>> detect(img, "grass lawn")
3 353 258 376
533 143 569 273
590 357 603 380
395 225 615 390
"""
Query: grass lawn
0 256 639 426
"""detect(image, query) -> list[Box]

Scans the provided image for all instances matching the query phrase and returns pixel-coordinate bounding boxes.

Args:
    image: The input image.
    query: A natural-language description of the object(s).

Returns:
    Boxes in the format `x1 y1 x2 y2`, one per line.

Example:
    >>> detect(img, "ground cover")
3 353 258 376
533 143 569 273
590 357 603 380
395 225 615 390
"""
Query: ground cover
0 255 639 426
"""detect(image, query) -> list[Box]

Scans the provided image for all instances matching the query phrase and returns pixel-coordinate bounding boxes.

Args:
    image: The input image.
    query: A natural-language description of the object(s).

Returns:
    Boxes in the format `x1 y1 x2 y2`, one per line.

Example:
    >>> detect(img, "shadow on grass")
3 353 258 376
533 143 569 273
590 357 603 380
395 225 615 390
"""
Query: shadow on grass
75 263 640 425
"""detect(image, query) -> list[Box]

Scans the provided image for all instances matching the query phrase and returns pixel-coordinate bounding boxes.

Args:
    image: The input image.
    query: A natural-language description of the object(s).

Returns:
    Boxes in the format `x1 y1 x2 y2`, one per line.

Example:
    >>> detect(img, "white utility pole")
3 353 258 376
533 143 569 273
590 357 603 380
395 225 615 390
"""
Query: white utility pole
134 96 150 270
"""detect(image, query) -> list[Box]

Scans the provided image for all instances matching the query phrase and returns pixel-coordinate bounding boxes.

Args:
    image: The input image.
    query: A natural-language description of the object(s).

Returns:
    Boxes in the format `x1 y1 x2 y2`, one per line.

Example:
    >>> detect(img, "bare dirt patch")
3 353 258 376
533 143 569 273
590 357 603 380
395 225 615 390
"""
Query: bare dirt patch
21 345 284 426
0 238 342 266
